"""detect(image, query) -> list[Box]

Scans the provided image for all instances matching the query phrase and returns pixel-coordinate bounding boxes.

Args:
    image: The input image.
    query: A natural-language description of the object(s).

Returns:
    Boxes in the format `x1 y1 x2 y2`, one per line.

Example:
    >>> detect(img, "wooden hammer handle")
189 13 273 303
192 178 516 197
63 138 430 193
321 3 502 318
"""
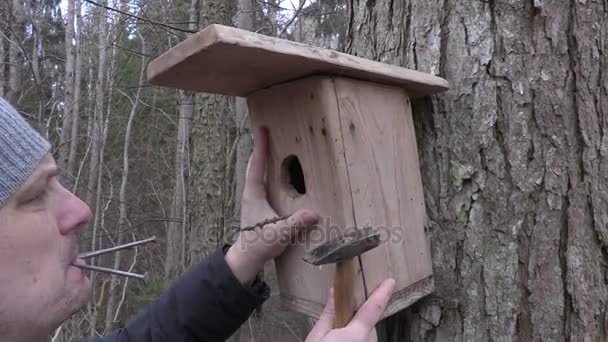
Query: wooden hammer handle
333 258 355 328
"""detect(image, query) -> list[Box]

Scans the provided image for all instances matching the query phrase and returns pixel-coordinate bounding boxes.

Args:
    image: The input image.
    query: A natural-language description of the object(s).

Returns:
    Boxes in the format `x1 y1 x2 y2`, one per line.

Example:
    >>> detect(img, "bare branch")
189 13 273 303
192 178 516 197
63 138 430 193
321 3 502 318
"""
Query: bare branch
112 234 139 323
79 217 184 242
83 0 197 34
111 42 154 58
279 0 306 38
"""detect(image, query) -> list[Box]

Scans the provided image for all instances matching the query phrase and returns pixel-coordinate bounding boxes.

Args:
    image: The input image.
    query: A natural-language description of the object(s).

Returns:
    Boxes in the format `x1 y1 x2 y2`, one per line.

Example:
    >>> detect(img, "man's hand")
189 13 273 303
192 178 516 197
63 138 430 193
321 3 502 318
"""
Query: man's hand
305 278 396 342
225 126 319 286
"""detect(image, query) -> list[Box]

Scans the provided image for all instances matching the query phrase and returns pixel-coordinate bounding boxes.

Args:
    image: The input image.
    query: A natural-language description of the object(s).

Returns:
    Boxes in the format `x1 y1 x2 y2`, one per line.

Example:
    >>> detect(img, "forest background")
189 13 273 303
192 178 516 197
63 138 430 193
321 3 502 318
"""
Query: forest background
1 0 607 341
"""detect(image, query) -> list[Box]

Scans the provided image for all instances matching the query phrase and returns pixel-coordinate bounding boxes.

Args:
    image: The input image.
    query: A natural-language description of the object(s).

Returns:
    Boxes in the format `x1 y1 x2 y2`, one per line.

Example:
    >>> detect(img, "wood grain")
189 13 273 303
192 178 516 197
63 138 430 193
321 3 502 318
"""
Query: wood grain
334 77 434 311
334 259 356 328
247 76 367 319
384 276 434 318
247 75 434 320
146 24 449 98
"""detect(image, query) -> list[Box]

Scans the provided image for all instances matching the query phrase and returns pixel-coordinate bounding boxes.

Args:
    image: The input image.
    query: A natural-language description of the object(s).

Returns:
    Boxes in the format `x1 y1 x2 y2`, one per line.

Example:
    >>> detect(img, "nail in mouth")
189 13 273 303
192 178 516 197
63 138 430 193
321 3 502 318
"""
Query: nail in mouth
72 257 87 267
68 245 85 266
69 236 157 283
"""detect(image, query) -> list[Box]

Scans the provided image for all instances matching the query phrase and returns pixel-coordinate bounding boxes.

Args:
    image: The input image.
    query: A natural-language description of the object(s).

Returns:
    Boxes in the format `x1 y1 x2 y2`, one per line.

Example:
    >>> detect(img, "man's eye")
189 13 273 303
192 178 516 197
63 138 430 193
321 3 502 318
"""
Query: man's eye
28 190 47 204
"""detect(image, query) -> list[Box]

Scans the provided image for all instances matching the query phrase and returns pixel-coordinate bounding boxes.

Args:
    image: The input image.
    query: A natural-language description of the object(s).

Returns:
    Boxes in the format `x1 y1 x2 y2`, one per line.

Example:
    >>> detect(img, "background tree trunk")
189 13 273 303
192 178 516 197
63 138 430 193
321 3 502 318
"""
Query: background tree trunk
66 0 83 178
85 2 109 336
232 0 253 225
346 1 608 341
165 0 198 281
164 89 193 279
103 32 146 334
58 0 76 170
7 0 22 104
188 0 235 263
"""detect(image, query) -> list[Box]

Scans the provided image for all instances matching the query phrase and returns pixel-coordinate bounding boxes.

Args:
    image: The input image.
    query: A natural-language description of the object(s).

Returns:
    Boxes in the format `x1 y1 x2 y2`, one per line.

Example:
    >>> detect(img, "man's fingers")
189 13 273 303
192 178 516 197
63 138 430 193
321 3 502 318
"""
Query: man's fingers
305 288 335 341
347 278 396 334
245 126 269 196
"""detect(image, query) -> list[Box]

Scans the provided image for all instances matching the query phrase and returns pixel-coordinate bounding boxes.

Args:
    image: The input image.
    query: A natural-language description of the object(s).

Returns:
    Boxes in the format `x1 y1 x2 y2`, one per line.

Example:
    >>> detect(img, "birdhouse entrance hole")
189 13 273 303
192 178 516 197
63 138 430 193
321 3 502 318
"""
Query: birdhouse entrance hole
281 155 306 196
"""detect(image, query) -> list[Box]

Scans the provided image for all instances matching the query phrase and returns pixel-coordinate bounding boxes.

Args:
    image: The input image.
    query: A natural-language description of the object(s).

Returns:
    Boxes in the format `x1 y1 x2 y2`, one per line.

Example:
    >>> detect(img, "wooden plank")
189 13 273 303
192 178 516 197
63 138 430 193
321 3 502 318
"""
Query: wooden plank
281 276 435 320
147 24 449 98
247 76 367 319
384 276 434 318
334 78 434 310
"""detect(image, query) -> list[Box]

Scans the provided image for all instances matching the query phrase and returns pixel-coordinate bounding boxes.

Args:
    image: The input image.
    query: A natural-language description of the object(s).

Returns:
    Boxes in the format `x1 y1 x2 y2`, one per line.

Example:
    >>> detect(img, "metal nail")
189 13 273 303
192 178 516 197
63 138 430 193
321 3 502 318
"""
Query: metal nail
73 263 150 283
78 236 157 260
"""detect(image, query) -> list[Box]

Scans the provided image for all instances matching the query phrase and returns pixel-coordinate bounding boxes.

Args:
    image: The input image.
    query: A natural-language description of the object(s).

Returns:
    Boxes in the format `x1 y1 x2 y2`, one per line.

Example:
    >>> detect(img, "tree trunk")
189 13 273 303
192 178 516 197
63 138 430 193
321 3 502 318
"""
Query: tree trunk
32 21 43 122
189 90 232 262
165 89 193 279
85 2 108 336
229 2 255 341
67 0 83 178
103 32 146 334
346 1 608 341
59 0 76 170
85 1 108 223
165 0 198 281
27 0 44 125
188 0 235 264
232 0 253 240
7 0 22 104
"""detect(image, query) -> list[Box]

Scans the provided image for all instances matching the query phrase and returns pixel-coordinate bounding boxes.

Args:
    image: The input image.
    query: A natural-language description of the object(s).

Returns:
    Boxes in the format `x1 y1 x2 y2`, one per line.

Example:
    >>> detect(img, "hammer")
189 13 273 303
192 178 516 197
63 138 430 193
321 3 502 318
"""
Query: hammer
303 227 381 328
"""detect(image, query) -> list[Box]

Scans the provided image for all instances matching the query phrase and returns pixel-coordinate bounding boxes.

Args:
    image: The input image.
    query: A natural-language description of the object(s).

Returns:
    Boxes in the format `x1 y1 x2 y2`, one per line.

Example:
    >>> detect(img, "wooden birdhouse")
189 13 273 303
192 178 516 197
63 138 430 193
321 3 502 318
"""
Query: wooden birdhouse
147 24 449 320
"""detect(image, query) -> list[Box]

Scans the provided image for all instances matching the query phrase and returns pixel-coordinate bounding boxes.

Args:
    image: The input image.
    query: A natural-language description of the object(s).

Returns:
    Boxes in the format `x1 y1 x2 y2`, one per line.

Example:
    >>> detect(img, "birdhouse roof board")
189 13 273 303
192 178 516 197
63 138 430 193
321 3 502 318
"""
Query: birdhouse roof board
146 24 449 98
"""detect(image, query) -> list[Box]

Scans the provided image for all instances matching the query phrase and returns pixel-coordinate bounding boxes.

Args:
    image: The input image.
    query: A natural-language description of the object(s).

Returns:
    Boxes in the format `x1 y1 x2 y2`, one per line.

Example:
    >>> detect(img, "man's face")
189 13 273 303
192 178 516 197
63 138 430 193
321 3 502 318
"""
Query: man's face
0 154 92 338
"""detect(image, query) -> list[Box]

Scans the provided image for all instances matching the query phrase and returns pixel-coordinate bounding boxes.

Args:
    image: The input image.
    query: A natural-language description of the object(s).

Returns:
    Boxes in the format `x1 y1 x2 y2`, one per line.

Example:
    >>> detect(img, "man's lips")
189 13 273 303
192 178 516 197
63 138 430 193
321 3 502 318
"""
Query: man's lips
72 257 87 267
68 245 87 267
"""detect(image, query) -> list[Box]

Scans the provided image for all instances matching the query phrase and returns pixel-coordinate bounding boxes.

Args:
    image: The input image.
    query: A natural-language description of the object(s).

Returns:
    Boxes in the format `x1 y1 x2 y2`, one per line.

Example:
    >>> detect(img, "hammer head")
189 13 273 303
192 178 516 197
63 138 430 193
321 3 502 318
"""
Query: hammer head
303 227 381 266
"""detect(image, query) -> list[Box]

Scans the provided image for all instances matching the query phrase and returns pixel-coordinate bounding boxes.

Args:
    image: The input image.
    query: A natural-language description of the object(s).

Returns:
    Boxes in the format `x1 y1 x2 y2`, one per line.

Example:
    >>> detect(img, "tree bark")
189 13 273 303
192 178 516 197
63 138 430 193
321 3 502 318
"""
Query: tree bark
7 0 22 104
164 0 198 281
85 2 108 336
346 1 608 341
165 90 193 279
103 32 146 334
85 1 108 221
232 0 253 240
59 0 76 171
67 0 83 177
188 0 235 264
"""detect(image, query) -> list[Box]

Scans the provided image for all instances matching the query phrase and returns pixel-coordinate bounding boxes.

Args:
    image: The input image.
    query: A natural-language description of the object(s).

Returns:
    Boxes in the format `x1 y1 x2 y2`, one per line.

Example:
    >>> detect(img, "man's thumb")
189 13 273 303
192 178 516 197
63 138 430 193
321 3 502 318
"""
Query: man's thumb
306 288 335 341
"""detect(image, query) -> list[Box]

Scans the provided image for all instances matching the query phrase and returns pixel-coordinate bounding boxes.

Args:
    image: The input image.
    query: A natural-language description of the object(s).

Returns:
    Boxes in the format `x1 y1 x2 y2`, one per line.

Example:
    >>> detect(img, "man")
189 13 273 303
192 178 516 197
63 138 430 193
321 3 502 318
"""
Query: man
0 96 395 342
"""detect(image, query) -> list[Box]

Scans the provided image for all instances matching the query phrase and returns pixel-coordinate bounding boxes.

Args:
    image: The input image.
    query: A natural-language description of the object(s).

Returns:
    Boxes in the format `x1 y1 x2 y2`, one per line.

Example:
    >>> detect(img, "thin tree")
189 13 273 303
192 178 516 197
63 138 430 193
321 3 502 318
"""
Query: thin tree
232 0 253 230
66 0 84 177
7 0 22 104
85 1 109 335
164 0 198 281
103 30 146 334
58 0 77 170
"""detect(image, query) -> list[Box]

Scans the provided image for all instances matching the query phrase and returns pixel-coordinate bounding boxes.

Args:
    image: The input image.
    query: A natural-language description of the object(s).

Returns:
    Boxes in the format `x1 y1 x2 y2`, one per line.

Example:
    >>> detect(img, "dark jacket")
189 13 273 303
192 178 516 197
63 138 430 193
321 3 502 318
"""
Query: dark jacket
92 247 270 342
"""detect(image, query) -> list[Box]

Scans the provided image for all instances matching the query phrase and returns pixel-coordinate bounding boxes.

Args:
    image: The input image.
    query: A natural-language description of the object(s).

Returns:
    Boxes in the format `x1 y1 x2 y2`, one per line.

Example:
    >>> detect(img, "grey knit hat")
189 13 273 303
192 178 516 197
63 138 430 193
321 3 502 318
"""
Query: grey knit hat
0 97 51 207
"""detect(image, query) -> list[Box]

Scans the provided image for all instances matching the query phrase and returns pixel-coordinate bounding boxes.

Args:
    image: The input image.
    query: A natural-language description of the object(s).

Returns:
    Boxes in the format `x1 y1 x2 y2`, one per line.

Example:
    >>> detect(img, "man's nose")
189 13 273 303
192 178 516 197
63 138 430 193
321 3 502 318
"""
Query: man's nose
58 190 93 236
